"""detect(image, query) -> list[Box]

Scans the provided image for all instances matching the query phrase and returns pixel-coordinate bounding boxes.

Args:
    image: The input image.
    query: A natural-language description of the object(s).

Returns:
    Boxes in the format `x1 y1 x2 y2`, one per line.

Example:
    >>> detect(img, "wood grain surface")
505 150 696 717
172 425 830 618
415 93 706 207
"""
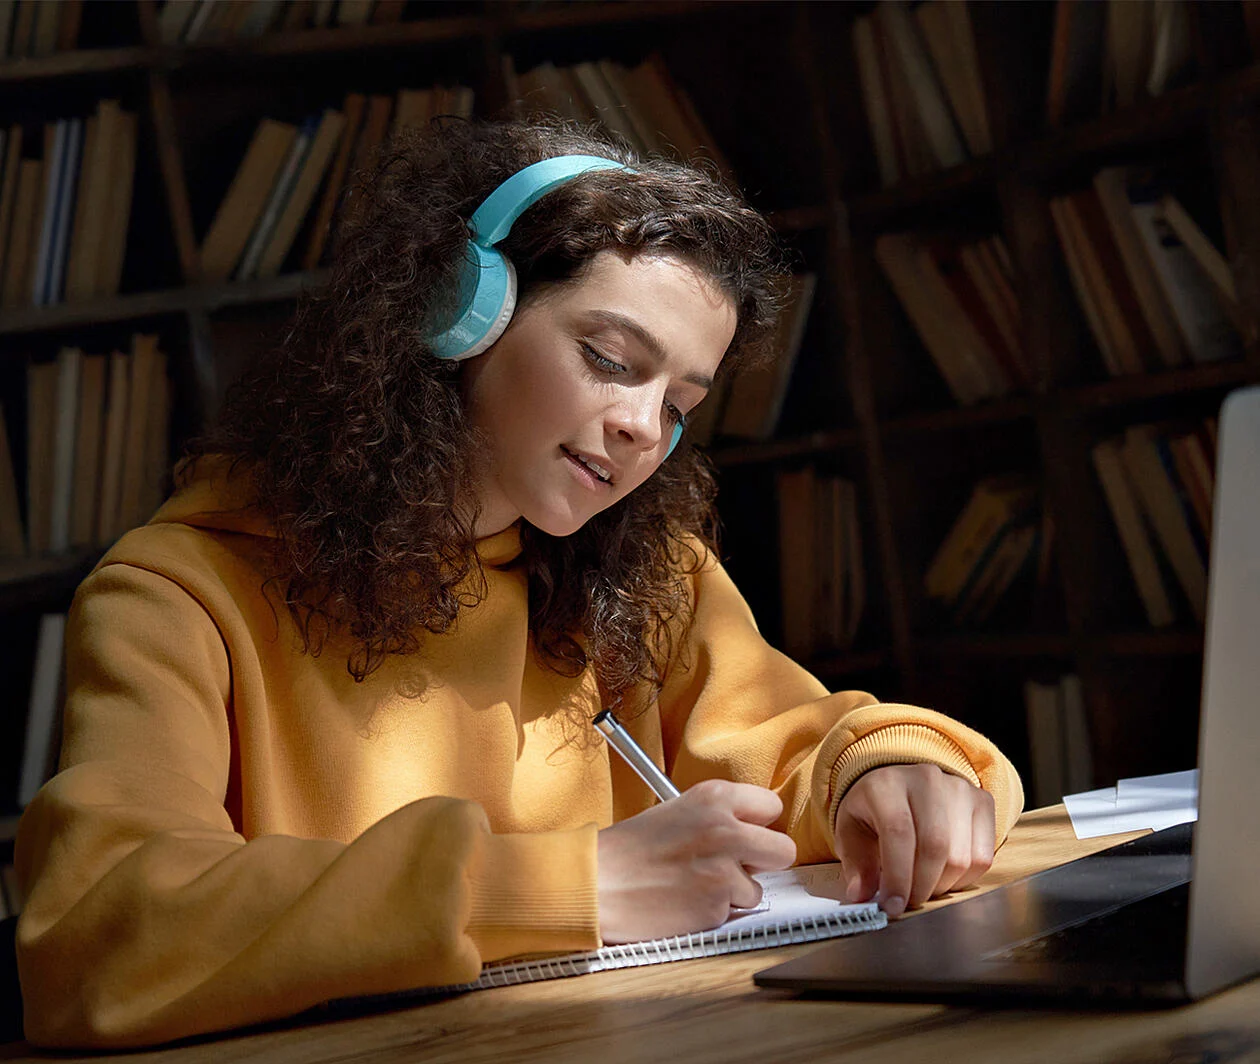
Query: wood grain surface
5 807 1258 1064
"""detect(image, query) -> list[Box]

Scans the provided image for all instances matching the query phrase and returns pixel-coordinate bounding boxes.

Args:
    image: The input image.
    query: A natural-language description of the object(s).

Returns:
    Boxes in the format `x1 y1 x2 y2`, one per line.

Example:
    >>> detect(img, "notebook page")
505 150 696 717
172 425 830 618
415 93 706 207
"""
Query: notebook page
722 862 874 934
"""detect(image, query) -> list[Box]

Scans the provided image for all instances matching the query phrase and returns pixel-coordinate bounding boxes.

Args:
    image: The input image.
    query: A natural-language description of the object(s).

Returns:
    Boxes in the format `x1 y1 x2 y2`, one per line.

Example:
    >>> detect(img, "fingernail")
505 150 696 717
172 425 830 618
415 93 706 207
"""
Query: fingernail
883 895 906 918
846 876 863 902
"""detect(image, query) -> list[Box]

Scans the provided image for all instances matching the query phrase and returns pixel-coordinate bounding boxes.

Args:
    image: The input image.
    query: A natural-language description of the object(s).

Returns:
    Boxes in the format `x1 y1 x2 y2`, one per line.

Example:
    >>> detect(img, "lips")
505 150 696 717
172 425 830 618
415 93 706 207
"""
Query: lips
563 446 616 485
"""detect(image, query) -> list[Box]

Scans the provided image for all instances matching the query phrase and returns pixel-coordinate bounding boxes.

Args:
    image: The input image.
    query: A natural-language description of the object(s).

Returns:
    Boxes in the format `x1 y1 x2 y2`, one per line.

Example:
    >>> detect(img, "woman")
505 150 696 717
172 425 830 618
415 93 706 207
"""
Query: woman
14 116 1022 1048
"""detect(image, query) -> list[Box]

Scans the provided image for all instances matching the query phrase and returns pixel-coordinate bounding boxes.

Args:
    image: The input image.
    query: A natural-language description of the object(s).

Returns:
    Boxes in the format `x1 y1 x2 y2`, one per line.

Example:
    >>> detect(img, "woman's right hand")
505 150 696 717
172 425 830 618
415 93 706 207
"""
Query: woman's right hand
596 778 797 944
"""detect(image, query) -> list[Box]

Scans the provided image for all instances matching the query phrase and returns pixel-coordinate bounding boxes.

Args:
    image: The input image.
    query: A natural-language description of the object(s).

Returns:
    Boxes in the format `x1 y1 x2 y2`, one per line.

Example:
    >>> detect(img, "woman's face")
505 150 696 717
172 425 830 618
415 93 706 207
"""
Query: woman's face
462 250 736 538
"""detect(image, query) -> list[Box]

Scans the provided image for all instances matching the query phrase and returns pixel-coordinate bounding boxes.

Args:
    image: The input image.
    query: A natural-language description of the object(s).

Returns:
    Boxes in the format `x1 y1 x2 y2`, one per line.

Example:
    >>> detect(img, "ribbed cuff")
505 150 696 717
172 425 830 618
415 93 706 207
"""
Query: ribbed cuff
826 723 981 835
465 823 600 963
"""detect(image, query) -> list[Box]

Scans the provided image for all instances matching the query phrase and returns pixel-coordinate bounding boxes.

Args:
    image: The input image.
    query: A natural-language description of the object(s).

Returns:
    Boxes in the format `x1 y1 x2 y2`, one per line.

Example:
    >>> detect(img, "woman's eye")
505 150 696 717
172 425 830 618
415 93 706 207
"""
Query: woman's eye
664 400 688 428
581 342 626 375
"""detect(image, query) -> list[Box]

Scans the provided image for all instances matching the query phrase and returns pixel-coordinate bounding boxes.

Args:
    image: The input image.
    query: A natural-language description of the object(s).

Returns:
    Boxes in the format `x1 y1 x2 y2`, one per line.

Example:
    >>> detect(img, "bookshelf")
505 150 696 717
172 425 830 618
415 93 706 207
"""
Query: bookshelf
1 0 1259 840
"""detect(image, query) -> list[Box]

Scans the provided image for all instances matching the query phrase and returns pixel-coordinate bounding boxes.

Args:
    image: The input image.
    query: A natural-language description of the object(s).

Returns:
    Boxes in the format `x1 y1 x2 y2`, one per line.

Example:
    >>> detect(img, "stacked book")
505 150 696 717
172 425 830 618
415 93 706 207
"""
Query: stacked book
1045 0 1195 129
0 0 82 60
200 83 473 283
776 467 865 661
1091 418 1216 627
1023 673 1093 808
156 0 407 43
874 231 1029 406
924 474 1051 628
689 273 817 447
0 100 138 309
2 335 172 563
16 611 65 810
1049 167 1241 376
852 0 991 188
504 52 734 186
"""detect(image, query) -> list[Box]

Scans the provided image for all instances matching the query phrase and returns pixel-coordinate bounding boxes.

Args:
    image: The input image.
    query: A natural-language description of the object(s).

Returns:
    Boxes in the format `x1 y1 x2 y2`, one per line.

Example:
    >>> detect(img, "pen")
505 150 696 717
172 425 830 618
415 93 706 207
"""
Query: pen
593 709 681 801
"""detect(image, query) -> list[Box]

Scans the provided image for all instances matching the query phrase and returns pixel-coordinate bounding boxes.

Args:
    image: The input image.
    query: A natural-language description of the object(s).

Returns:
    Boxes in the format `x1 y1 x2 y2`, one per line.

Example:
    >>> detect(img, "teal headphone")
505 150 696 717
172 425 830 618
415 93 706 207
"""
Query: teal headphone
426 154 684 458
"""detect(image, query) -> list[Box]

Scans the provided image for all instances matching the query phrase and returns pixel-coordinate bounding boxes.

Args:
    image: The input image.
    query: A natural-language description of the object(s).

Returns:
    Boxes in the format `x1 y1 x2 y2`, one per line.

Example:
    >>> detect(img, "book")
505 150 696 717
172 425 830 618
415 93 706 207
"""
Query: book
1052 192 1149 376
117 334 159 535
0 123 22 282
921 238 1019 392
30 118 66 307
1091 436 1175 627
914 0 991 157
334 94 392 236
718 273 816 440
2 158 41 307
1060 673 1094 794
1105 0 1155 111
853 13 899 187
302 92 366 270
874 231 989 405
1092 167 1186 369
925 475 1036 604
26 359 58 554
97 107 137 297
1157 193 1237 309
875 0 967 170
47 346 83 553
199 117 299 282
256 107 346 279
361 862 884 1000
1146 0 1194 97
1120 424 1207 621
18 613 67 807
236 116 315 281
1126 175 1241 364
66 100 123 302
95 349 130 546
0 402 24 558
44 116 83 305
572 61 645 154
70 353 107 547
1024 679 1066 808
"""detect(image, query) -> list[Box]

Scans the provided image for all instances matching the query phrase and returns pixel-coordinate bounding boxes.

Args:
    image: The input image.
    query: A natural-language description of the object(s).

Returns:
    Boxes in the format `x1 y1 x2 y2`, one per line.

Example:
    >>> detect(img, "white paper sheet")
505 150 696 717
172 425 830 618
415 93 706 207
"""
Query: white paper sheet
1063 769 1198 839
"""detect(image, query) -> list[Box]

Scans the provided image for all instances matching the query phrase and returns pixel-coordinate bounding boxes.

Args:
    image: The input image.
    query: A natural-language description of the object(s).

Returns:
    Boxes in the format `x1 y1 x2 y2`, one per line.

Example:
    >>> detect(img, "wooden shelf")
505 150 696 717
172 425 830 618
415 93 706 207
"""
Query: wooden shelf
0 46 152 84
915 632 1073 659
707 426 862 468
1063 360 1260 411
0 271 330 337
0 2 734 86
880 395 1036 437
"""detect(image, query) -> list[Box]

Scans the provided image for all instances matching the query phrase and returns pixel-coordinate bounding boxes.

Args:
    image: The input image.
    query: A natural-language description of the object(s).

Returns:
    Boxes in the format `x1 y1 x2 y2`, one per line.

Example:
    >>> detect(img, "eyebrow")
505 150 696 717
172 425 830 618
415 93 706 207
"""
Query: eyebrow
584 310 715 390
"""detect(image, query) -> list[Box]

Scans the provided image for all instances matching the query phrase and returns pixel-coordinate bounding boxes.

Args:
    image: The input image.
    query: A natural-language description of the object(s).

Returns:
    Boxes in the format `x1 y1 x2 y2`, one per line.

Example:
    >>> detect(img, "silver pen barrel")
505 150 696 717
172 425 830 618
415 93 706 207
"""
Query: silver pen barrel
593 710 681 801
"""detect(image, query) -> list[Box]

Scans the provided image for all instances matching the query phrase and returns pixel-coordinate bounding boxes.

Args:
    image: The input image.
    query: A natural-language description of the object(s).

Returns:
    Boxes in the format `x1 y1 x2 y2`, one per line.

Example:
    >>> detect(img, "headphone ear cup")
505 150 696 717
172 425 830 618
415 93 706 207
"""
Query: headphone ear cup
427 242 518 361
666 422 683 458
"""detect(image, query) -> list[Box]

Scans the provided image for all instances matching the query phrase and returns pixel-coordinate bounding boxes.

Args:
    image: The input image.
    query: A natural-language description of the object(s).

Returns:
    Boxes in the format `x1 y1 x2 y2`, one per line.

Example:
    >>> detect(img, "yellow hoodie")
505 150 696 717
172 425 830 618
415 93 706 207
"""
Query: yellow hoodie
14 463 1023 1047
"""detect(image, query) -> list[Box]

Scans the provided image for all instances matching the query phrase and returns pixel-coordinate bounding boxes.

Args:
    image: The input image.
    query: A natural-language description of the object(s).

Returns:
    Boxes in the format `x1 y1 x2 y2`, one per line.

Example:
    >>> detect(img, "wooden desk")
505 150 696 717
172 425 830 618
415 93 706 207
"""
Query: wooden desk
4 806 1259 1064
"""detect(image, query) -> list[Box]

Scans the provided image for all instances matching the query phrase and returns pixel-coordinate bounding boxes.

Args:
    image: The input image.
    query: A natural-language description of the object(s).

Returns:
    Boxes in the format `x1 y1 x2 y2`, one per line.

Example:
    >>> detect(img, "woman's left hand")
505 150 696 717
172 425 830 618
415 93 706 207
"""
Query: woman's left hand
832 763 995 918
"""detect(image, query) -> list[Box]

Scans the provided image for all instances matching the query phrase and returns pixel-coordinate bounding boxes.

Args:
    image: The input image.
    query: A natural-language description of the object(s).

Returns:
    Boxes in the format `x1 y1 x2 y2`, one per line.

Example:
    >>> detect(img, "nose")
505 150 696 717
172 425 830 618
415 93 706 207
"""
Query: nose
607 382 666 452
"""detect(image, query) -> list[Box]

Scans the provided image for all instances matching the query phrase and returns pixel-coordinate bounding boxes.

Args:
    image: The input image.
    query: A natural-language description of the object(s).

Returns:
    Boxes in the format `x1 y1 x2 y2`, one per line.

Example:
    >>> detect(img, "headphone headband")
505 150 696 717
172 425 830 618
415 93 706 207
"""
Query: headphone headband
470 155 628 247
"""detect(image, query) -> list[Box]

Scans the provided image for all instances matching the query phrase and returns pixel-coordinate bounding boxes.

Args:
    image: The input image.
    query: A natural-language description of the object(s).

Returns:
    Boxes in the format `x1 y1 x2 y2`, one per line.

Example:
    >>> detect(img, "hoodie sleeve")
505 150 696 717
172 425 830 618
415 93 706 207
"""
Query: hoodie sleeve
14 563 598 1049
657 549 1024 865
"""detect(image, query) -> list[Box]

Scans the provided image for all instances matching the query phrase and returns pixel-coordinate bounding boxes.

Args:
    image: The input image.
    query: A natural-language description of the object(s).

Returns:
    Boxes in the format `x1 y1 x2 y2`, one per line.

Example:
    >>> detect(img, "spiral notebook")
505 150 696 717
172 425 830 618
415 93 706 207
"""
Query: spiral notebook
451 861 885 991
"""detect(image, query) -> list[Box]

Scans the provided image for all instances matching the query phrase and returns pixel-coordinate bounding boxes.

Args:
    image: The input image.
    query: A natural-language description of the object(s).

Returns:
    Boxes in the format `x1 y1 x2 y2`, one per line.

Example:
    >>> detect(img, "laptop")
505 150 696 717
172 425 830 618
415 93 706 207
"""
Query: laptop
755 385 1260 1005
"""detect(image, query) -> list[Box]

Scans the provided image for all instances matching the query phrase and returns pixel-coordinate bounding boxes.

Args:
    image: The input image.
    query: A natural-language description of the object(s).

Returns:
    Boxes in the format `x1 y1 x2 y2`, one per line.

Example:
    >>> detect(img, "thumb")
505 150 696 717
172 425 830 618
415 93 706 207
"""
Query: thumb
834 812 881 903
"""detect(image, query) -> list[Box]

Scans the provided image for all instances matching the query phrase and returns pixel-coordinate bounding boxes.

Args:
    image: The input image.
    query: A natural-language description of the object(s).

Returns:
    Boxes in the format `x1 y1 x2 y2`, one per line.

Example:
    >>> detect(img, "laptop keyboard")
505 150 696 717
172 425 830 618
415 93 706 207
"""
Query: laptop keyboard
991 881 1189 967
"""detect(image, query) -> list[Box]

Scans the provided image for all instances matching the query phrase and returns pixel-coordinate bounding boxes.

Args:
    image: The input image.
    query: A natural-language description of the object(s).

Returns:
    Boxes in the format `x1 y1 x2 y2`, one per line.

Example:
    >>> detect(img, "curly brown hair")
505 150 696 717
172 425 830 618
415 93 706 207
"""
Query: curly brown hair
184 115 787 709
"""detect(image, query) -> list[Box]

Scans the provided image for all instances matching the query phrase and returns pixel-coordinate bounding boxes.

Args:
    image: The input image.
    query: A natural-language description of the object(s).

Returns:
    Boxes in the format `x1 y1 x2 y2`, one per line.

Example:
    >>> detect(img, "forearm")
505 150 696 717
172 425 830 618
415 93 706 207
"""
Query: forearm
16 769 598 1048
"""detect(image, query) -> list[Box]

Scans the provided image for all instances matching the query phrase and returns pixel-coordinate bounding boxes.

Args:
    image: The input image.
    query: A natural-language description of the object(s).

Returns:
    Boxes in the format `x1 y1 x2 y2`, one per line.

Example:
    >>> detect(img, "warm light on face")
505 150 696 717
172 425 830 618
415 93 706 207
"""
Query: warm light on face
461 252 736 539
